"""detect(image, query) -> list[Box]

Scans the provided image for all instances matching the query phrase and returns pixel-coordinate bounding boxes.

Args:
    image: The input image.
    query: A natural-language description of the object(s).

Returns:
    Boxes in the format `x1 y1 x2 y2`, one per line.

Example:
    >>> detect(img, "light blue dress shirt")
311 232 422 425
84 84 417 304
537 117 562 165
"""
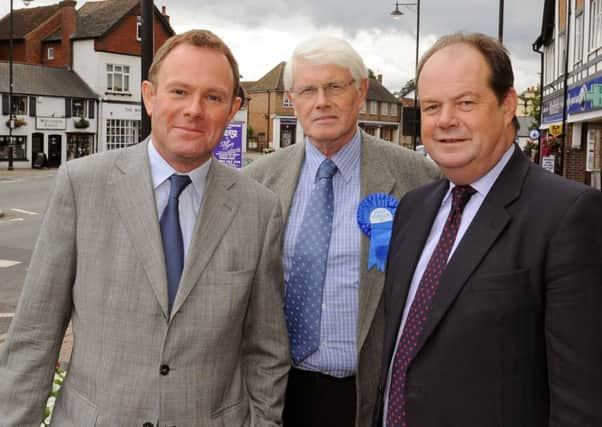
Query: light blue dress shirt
383 144 516 423
147 141 210 259
283 128 362 378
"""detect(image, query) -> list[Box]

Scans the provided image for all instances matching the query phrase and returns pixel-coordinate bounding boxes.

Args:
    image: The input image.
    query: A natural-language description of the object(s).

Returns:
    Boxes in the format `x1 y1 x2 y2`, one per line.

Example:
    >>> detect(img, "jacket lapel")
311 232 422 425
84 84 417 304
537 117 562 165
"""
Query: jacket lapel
357 133 398 349
171 160 239 317
412 148 528 357
270 142 305 222
111 141 170 317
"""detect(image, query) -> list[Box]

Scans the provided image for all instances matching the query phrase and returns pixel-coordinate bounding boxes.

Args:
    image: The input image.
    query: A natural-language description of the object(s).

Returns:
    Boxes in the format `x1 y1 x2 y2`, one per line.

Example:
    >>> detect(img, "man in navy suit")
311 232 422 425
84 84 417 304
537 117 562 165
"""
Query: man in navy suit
377 32 602 427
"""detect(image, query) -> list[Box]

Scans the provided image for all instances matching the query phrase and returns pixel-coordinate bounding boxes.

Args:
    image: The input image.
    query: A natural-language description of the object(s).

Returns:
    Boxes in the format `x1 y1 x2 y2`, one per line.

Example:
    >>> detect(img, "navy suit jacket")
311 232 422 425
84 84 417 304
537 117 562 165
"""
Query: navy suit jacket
376 147 602 427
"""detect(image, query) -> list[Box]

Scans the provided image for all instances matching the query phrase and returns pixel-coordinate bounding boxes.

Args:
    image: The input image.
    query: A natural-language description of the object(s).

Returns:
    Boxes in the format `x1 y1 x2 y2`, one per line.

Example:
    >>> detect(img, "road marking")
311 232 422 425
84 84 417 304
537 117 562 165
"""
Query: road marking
0 259 21 268
0 313 14 318
10 208 38 215
9 218 24 222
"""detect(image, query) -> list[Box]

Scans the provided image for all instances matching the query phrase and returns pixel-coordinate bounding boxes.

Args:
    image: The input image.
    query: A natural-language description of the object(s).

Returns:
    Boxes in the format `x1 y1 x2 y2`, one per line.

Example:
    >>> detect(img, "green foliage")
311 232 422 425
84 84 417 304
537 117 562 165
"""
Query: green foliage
42 365 67 426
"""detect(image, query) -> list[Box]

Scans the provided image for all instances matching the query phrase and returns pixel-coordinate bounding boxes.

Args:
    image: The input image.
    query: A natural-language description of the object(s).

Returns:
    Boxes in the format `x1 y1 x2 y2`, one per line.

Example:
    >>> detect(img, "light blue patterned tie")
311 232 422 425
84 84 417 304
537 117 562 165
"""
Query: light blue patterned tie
285 158 338 364
160 174 191 315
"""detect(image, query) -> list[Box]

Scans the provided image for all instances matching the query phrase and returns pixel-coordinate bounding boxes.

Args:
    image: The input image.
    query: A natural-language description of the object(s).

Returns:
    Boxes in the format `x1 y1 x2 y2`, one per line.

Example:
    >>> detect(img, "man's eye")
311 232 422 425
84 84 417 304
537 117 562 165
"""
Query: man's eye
328 83 345 91
207 94 223 103
298 87 317 97
422 104 439 113
458 100 475 111
171 89 186 96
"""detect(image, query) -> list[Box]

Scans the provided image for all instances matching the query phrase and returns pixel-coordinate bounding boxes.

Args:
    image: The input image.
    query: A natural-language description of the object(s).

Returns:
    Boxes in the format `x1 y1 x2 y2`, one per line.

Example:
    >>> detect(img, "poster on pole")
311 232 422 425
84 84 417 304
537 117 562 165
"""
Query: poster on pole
541 155 555 173
213 122 243 169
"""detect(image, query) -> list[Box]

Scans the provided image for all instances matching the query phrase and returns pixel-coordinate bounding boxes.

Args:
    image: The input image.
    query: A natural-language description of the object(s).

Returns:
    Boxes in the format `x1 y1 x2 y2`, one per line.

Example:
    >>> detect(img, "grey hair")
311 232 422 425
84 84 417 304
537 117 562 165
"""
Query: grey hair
283 36 369 91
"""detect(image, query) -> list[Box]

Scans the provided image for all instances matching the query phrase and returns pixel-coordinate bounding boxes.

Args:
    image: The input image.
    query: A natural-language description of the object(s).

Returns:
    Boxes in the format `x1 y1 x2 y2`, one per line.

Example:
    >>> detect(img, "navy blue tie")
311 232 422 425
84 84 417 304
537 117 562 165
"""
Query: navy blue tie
160 174 191 314
285 158 338 364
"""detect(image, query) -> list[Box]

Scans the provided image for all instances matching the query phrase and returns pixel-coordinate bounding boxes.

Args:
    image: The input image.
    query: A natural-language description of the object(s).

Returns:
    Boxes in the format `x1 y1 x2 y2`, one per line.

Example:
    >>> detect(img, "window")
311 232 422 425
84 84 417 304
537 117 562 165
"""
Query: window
106 119 141 150
381 102 389 115
545 41 555 84
558 32 566 76
370 101 377 114
136 16 142 42
10 95 27 115
575 12 584 64
283 94 293 108
391 103 398 116
106 64 131 93
71 98 87 118
589 0 602 51
47 47 54 60
0 135 27 160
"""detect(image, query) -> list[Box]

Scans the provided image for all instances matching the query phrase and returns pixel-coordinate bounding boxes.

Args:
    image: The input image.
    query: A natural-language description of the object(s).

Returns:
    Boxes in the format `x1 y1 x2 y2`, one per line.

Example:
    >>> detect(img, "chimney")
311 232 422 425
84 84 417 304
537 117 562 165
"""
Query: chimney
377 74 383 83
161 5 170 22
59 0 77 69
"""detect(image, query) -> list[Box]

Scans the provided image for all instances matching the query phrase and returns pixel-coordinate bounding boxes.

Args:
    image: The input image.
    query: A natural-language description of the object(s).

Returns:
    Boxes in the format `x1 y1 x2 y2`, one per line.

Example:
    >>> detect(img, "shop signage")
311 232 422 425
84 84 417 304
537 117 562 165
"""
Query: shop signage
36 117 66 130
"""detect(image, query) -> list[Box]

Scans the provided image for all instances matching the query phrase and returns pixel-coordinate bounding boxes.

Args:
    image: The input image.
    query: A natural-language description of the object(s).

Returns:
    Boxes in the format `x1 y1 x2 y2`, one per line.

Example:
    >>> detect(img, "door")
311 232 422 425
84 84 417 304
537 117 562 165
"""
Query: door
32 133 43 159
48 134 62 168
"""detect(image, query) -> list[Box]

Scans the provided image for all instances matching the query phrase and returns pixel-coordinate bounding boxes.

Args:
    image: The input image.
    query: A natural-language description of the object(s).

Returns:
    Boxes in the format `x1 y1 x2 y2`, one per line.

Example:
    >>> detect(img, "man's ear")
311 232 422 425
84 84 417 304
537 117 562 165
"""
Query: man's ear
141 80 155 116
227 97 242 122
503 87 518 126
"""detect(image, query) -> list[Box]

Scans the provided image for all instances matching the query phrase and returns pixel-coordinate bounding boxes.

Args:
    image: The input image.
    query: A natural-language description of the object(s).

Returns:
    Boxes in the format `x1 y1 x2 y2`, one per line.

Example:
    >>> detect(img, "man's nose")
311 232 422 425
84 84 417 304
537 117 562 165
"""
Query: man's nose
436 104 457 128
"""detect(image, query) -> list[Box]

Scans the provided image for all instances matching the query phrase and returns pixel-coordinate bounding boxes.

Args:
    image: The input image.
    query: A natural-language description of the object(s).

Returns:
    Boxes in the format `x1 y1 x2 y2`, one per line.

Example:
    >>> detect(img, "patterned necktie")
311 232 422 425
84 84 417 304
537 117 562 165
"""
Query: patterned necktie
386 185 476 427
160 174 191 315
285 158 338 364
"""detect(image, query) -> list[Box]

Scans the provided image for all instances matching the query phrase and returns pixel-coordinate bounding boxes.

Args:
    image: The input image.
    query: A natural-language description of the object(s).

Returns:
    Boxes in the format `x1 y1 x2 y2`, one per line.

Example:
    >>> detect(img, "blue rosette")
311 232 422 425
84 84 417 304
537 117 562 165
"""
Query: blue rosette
357 193 399 272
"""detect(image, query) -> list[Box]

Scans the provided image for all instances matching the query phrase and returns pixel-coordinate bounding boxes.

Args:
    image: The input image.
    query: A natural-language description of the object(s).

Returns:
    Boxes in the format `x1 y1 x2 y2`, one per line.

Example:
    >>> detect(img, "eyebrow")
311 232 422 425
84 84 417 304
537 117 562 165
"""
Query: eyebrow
420 91 480 103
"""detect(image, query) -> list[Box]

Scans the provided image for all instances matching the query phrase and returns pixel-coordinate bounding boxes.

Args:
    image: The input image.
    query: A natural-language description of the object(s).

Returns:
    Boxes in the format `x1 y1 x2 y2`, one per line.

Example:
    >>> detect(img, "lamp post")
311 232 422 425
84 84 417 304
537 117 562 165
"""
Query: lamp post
391 0 420 150
7 0 33 170
498 0 504 42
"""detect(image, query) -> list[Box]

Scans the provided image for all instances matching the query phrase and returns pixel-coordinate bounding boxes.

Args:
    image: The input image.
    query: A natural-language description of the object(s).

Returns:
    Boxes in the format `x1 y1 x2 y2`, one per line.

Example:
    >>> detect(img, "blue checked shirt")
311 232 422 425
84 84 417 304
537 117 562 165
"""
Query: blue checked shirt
283 128 362 378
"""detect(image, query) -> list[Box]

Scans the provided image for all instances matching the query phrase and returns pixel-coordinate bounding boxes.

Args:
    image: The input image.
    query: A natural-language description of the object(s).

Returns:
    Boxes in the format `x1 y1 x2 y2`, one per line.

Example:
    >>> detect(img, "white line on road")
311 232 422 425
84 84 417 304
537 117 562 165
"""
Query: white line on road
0 259 21 268
8 218 24 222
10 208 38 215
0 313 14 318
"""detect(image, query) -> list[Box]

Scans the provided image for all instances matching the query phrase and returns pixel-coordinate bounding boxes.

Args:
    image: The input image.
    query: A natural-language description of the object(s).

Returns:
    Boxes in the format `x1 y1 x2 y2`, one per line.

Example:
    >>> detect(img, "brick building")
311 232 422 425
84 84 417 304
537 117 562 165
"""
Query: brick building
0 0 174 167
535 0 602 188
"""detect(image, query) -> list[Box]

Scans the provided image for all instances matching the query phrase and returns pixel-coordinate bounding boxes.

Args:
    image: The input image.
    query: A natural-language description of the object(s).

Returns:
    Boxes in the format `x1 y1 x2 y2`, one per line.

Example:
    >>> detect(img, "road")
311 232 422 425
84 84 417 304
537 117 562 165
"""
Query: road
0 169 56 336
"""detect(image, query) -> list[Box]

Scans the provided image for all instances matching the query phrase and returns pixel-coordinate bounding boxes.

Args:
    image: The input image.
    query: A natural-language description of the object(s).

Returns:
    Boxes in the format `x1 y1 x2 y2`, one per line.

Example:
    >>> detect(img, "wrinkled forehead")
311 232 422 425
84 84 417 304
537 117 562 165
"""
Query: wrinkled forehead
292 60 353 85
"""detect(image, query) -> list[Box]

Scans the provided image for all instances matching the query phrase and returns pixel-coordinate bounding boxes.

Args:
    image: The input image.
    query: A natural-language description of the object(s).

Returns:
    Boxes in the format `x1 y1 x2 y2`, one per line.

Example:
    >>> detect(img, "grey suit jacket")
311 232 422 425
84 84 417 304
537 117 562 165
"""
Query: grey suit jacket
0 141 289 426
244 131 440 427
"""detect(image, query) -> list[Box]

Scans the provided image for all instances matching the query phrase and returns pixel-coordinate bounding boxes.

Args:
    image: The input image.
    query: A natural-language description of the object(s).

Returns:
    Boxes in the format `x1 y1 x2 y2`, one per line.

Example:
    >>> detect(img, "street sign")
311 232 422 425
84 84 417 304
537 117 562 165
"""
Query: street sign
541 155 555 173
549 124 563 137
529 129 540 140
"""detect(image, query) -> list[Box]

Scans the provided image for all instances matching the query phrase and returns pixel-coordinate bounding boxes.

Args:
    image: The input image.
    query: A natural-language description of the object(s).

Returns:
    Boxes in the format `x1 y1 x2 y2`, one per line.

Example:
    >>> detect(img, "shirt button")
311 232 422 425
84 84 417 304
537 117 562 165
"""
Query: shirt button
160 364 170 376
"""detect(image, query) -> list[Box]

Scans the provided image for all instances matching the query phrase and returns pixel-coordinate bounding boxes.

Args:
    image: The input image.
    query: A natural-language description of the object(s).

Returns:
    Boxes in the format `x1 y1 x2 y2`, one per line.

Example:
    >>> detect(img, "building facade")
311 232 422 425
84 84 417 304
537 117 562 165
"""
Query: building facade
536 0 602 188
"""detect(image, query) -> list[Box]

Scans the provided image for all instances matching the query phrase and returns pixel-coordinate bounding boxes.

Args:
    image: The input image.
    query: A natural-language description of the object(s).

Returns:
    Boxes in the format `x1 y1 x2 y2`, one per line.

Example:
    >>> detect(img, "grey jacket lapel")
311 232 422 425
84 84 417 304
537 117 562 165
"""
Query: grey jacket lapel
171 160 239 316
271 142 305 222
111 141 170 317
357 132 397 349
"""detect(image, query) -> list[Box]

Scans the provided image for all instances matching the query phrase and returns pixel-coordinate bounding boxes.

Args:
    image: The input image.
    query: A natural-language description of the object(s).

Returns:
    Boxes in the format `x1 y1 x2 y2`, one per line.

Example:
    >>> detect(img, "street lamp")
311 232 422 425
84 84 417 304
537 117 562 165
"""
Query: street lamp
7 0 33 170
391 0 421 150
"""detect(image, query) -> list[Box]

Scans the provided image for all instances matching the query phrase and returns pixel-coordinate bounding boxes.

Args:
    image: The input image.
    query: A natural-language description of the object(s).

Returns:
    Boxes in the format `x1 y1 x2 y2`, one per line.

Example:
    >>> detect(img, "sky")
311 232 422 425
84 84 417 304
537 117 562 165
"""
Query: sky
1 0 546 94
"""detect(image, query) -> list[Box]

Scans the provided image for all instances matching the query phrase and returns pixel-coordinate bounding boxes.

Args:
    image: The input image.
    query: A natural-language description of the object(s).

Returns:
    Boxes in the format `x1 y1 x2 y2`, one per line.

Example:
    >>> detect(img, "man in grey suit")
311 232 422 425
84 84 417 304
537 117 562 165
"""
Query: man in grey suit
245 36 439 427
0 30 289 426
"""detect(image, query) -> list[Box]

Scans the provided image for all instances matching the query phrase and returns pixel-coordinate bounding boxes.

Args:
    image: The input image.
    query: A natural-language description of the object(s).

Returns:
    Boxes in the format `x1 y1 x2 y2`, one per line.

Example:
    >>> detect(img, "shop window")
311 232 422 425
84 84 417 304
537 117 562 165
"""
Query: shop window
0 135 27 160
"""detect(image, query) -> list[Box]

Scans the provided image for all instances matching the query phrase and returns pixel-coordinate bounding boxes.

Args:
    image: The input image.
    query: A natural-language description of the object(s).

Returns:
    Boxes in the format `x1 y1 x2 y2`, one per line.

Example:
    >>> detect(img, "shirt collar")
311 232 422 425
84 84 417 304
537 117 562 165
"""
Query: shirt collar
147 139 211 196
443 143 515 203
305 127 361 183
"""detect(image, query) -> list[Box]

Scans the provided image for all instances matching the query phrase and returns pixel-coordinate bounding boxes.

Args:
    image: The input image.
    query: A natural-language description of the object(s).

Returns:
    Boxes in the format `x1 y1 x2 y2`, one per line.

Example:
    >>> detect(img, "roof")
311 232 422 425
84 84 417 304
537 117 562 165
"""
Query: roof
74 0 138 39
0 4 62 40
0 61 97 98
248 62 286 92
368 77 400 104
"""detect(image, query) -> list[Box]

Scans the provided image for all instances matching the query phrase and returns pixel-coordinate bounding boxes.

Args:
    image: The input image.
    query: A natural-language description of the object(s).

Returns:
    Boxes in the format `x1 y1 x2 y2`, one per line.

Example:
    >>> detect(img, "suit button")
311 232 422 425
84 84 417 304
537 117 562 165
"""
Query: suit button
160 364 170 376
142 423 154 427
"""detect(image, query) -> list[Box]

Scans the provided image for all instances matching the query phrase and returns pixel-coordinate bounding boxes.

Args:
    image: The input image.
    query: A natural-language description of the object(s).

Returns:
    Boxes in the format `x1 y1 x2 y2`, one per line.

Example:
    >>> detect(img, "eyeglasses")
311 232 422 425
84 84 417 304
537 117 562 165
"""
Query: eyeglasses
292 79 356 99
